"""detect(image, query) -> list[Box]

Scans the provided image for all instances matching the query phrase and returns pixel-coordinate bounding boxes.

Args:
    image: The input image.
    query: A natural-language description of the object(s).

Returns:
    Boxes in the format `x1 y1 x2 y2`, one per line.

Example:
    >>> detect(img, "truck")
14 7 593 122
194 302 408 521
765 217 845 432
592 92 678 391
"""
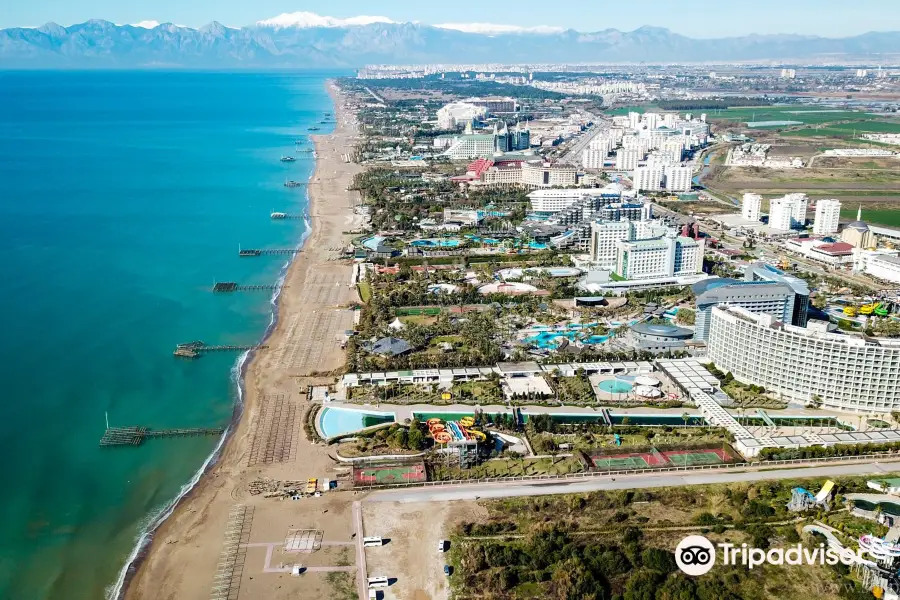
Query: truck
306 478 318 495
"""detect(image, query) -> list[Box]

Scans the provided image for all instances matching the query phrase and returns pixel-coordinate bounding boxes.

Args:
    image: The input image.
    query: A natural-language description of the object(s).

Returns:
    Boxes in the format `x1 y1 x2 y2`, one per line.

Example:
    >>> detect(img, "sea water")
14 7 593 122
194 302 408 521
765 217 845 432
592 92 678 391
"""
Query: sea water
0 70 341 600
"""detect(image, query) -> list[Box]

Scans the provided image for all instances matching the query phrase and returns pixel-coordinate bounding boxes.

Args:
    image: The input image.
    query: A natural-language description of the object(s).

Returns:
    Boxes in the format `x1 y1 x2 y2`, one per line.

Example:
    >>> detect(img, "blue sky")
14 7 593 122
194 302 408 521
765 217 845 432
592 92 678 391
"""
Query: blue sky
5 0 899 37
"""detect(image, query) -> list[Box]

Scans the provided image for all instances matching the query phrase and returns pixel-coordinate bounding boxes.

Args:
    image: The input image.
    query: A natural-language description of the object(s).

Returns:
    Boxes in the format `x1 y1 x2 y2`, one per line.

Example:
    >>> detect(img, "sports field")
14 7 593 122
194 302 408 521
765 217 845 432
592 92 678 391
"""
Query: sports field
353 462 426 486
591 448 732 470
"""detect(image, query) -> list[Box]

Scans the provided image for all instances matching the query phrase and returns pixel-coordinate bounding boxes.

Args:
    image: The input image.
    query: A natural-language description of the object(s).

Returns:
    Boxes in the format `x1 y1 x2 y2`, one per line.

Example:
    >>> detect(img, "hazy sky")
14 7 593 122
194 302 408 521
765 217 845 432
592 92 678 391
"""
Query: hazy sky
5 0 899 37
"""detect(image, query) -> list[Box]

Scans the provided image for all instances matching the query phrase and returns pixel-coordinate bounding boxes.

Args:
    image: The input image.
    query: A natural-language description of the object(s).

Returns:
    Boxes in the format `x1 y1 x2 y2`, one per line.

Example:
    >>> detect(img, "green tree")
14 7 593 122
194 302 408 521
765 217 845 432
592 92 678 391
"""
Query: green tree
675 308 696 325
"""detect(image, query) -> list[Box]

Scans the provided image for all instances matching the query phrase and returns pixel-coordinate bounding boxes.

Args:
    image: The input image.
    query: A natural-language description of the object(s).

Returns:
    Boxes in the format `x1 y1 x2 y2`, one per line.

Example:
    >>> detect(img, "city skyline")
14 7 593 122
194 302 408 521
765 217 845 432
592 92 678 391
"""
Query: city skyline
4 0 900 38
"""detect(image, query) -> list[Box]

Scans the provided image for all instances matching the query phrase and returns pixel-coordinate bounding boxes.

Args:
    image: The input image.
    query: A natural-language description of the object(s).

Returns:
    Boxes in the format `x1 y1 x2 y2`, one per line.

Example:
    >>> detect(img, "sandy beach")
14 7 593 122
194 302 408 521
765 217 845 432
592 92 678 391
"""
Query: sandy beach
123 80 364 600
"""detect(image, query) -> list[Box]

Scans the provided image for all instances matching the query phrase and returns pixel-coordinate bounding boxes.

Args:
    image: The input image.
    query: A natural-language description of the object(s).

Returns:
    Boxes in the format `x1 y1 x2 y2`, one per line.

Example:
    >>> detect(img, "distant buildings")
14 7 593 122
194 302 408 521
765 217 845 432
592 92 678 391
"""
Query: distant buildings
436 102 487 129
813 199 842 235
781 68 797 78
615 236 704 280
741 193 762 222
768 193 808 231
663 165 693 192
633 166 663 191
615 148 641 171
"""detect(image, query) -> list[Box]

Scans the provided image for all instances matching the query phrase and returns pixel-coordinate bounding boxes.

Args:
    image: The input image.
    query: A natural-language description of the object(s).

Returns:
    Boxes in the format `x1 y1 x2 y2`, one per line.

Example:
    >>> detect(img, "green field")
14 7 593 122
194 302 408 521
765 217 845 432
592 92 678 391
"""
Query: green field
841 208 900 228
709 106 876 125
783 120 900 137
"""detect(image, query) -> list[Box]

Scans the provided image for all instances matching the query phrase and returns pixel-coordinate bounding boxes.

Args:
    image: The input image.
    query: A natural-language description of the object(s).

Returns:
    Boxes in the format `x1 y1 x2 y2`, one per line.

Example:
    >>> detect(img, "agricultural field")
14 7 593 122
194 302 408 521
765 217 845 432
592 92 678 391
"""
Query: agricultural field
708 106 882 126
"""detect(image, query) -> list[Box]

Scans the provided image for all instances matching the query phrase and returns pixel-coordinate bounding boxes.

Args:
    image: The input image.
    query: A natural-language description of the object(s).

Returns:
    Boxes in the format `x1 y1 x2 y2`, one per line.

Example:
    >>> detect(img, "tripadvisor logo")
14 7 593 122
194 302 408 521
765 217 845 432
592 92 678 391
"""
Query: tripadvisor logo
675 534 867 576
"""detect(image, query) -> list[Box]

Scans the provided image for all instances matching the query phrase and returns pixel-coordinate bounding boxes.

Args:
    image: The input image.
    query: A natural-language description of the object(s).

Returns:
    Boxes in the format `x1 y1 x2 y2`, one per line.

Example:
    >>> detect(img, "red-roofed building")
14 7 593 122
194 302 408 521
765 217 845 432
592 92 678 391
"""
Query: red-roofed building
809 241 854 266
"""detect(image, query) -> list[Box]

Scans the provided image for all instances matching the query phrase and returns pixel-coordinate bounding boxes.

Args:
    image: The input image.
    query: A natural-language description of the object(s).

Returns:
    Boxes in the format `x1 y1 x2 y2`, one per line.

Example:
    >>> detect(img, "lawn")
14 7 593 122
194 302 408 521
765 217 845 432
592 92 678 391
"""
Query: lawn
357 282 372 302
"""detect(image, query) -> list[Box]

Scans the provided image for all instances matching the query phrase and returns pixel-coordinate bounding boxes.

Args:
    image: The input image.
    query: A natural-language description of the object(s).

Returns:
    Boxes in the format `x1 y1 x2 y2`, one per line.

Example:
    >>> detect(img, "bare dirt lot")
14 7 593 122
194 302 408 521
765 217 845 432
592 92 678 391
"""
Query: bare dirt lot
362 501 487 600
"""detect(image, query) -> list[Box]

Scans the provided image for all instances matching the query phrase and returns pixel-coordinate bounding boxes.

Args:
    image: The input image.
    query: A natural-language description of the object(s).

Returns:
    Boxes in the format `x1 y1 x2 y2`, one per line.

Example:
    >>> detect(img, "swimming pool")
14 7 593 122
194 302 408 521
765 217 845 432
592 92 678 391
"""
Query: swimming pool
598 379 634 394
464 234 500 245
318 407 395 438
528 242 548 250
410 238 461 247
361 235 385 251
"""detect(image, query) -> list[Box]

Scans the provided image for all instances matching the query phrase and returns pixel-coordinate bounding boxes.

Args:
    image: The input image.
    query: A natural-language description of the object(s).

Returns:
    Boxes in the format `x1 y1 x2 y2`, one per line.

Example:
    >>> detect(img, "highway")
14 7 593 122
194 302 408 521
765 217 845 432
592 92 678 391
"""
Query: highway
558 124 607 164
367 460 899 504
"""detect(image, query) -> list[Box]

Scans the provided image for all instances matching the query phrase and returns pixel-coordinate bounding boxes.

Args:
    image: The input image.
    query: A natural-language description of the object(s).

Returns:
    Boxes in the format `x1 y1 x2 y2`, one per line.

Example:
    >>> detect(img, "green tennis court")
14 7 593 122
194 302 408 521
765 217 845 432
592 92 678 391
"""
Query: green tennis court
665 450 727 466
592 455 652 469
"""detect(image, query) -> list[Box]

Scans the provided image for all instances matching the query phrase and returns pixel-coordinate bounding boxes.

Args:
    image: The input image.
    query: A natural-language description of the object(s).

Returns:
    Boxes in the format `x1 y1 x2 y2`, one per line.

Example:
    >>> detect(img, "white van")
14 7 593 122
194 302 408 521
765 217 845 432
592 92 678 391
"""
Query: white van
367 576 389 588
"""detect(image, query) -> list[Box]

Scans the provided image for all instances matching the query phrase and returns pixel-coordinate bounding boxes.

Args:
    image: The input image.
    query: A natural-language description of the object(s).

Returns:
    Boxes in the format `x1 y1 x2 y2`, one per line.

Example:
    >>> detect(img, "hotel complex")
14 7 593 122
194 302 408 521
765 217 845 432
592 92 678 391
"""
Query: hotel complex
708 306 900 412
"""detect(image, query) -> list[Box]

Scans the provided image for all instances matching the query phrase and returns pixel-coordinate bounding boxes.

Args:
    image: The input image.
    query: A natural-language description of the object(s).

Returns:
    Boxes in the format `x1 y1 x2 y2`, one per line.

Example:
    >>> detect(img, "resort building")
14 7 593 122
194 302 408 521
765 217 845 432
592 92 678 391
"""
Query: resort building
615 236 704 280
521 161 577 188
813 199 842 235
708 306 900 412
692 279 800 341
855 252 900 284
436 102 487 129
442 133 498 159
744 263 810 327
589 220 670 267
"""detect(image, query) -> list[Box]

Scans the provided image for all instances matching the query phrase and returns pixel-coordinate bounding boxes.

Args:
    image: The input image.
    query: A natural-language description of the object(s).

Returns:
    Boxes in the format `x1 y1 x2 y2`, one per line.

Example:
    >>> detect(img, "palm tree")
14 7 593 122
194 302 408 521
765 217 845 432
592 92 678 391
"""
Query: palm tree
682 412 691 428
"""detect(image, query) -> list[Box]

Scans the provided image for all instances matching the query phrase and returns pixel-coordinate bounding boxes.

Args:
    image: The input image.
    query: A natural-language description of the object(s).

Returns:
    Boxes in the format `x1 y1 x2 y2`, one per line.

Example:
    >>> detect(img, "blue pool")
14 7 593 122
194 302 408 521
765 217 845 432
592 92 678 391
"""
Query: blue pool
598 379 634 394
318 407 395 438
465 234 500 245
410 238 461 247
524 324 608 348
361 235 385 251
528 242 548 250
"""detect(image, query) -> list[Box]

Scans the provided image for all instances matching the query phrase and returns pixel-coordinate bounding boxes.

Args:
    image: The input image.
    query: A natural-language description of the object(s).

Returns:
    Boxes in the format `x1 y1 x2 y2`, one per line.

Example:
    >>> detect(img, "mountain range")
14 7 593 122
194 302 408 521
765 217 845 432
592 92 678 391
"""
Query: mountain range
1 13 899 68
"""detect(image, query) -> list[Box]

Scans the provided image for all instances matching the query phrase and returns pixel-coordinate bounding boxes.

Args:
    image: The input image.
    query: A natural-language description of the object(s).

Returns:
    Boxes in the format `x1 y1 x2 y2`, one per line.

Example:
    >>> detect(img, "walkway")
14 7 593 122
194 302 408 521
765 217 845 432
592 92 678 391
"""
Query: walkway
367 460 900 504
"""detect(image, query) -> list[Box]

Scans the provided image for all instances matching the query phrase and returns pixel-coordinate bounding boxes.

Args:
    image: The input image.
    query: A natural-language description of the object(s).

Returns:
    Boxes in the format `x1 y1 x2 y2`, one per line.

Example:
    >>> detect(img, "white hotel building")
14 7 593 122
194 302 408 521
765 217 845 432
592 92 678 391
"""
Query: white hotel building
708 305 900 412
616 236 704 280
813 199 842 235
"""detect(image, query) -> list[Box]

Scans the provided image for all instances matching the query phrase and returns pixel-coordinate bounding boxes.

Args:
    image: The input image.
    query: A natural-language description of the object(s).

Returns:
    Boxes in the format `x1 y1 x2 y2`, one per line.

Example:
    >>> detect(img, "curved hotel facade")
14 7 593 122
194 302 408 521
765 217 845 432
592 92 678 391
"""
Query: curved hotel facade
708 306 900 412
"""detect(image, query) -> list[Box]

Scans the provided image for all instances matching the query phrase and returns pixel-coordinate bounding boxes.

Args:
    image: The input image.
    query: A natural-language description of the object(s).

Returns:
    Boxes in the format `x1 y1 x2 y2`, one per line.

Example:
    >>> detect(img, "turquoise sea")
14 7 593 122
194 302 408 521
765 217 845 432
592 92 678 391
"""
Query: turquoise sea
0 70 339 600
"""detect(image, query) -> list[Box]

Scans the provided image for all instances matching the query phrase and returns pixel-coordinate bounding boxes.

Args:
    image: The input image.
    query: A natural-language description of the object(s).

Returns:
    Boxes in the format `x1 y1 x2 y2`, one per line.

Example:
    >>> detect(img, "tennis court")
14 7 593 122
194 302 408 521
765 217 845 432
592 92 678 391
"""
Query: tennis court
663 448 731 466
353 462 426 486
591 451 666 470
591 448 732 470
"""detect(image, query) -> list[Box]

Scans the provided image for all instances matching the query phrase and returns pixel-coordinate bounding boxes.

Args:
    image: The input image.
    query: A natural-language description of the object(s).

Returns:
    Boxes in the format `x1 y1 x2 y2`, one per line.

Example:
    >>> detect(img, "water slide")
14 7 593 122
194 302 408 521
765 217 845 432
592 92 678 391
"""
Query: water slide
802 523 876 567
815 480 835 504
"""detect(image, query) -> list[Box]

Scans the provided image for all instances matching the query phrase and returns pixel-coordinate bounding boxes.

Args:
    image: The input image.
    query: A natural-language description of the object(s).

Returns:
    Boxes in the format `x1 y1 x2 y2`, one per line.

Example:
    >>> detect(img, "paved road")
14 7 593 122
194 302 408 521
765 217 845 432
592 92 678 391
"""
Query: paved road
353 501 368 600
367 461 898 504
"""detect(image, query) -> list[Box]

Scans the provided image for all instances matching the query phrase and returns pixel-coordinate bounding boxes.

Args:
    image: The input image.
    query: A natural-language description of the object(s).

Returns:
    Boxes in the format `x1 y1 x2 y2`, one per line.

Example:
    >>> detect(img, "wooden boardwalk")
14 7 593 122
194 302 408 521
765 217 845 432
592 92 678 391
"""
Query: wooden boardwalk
212 282 280 292
174 343 268 358
238 248 298 257
100 426 225 447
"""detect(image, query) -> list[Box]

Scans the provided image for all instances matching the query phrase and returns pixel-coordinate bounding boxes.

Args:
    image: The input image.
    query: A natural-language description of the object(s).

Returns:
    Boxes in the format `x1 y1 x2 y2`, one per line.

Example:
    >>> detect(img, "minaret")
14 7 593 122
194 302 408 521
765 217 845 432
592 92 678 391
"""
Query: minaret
857 205 862 221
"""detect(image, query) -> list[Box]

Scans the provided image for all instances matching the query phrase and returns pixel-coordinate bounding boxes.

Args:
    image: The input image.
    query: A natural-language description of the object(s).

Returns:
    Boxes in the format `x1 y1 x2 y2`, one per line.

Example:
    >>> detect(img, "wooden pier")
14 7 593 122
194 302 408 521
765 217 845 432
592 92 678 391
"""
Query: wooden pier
100 426 225 447
270 213 306 220
212 282 280 292
238 248 299 257
174 342 268 358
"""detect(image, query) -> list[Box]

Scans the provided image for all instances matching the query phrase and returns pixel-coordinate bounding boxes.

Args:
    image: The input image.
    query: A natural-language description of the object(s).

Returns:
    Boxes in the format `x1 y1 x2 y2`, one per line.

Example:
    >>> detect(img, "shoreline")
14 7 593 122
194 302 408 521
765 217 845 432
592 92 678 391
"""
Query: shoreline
121 79 359 600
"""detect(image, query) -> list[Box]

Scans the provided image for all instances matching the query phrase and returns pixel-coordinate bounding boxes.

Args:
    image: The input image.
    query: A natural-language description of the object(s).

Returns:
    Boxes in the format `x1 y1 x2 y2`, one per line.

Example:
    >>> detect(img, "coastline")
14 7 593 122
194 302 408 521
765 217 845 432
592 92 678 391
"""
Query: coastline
121 79 360 600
